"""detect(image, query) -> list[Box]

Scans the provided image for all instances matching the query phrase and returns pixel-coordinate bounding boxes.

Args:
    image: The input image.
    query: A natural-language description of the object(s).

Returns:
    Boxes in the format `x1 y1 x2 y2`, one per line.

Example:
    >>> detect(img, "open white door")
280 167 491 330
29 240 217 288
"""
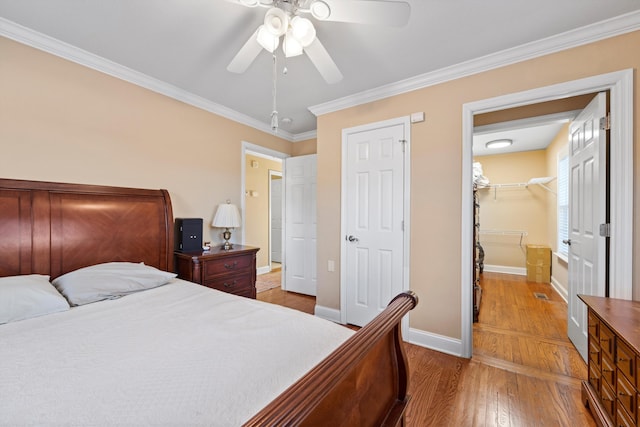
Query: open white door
567 92 607 362
342 118 408 327
283 154 317 296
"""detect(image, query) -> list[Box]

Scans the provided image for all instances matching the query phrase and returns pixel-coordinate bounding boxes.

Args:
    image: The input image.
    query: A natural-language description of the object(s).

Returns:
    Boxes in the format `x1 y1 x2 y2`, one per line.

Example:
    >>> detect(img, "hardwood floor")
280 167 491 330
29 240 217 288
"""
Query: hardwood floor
257 273 596 426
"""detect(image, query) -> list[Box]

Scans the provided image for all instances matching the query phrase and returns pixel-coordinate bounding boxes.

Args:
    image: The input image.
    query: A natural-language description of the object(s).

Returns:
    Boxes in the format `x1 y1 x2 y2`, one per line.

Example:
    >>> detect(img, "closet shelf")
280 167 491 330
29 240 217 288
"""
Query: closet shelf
479 229 528 247
479 177 557 199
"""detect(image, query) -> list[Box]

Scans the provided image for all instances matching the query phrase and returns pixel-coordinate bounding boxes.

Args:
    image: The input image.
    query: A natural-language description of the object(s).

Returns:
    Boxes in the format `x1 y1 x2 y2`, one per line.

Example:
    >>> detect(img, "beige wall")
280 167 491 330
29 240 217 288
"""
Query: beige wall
0 37 294 249
292 138 317 156
474 151 549 269
244 154 282 269
316 30 640 340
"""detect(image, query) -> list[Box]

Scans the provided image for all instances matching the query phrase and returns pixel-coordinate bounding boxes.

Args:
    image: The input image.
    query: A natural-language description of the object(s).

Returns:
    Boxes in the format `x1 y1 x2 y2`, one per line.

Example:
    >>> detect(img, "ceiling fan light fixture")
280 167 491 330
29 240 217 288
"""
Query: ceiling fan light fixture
257 25 279 53
264 7 289 36
239 0 260 7
309 0 331 20
284 30 304 57
290 16 316 47
485 139 513 149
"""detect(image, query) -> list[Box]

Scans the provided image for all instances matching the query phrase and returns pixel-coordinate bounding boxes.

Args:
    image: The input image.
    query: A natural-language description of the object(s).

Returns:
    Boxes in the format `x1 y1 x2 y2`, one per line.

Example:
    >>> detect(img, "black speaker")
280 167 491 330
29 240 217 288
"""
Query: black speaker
175 218 203 252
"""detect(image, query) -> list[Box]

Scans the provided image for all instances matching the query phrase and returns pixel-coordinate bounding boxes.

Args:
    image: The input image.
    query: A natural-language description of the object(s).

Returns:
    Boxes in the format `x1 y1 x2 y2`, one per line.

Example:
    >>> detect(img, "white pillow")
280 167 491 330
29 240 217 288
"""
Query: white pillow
0 274 70 324
52 262 177 306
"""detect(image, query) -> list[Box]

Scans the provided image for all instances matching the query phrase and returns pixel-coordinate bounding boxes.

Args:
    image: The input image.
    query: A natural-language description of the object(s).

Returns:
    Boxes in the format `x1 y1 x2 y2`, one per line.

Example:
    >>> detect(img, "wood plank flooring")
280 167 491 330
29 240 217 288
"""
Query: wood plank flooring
257 272 595 426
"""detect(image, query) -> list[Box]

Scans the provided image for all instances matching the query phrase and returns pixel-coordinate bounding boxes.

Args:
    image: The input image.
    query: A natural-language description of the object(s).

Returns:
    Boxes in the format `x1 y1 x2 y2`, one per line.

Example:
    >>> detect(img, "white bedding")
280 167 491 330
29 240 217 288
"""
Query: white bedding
0 279 354 426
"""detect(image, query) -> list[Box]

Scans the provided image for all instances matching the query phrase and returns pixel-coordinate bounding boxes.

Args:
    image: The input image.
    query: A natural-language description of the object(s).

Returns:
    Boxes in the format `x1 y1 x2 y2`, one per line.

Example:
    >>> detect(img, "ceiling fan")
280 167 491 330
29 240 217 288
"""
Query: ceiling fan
226 0 411 84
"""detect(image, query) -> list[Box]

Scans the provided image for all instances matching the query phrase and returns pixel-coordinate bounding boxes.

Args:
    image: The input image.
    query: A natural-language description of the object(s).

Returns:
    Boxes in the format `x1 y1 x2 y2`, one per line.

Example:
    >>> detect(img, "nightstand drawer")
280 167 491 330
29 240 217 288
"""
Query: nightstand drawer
205 274 253 296
174 246 259 299
204 255 253 275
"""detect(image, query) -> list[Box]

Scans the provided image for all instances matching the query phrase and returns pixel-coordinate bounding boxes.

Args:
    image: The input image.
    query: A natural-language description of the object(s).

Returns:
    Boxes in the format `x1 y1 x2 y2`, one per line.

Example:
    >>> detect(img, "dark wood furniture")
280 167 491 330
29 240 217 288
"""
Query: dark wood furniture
175 246 259 299
0 178 418 426
580 295 640 427
473 184 482 322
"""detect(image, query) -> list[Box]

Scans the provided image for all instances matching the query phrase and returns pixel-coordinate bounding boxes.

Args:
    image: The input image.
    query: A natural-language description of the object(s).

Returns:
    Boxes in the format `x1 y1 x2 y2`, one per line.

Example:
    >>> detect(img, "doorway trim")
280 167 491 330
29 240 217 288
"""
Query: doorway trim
339 116 411 329
460 69 633 358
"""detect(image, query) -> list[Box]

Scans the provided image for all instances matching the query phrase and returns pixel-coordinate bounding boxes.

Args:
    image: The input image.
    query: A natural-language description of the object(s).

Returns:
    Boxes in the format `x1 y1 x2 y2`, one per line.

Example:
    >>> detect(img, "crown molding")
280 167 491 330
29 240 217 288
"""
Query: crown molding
0 17 296 142
309 10 640 117
291 129 317 142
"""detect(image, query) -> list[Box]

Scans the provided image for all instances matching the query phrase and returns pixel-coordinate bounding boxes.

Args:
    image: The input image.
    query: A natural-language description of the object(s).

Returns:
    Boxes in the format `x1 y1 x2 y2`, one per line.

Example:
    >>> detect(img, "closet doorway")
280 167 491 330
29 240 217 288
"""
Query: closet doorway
471 106 584 369
460 70 634 359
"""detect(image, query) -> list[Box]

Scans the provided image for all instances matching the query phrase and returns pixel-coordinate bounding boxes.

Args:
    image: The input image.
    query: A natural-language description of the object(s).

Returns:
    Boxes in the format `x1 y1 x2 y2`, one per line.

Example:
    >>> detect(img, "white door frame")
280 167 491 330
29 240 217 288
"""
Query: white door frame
240 141 289 246
340 116 412 329
460 69 634 358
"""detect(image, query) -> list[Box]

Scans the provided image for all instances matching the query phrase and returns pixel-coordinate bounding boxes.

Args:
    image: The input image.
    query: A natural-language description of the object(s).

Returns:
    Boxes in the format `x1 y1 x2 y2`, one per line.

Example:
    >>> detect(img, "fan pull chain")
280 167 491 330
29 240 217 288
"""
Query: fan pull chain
271 52 278 131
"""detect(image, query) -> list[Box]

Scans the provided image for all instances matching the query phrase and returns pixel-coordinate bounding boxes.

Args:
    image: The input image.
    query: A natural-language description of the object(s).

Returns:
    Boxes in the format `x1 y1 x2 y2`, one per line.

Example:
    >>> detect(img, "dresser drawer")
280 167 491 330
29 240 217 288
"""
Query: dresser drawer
616 371 637 422
602 353 617 389
616 340 637 385
588 311 600 339
203 255 253 276
600 323 616 359
589 363 601 393
601 380 616 421
616 400 635 427
205 274 253 296
590 338 601 366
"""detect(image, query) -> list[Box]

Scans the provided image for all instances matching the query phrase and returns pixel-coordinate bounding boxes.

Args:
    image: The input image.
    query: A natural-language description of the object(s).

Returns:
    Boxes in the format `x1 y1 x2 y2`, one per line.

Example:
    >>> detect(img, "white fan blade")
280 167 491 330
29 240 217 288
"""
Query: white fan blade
223 0 273 7
304 37 343 84
227 28 263 73
313 0 410 27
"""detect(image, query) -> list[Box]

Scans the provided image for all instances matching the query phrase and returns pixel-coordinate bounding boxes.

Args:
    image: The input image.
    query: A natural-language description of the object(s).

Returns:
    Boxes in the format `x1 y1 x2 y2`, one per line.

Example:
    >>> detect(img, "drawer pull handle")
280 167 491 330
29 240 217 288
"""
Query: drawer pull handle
602 368 613 373
602 396 614 402
600 338 610 343
224 261 238 269
618 391 631 397
589 351 599 355
617 356 629 362
223 281 237 288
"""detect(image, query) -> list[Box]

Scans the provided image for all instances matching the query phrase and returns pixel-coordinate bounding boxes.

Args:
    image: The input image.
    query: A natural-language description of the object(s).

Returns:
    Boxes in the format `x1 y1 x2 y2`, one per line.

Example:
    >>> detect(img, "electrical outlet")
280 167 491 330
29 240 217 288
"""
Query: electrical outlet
328 260 335 272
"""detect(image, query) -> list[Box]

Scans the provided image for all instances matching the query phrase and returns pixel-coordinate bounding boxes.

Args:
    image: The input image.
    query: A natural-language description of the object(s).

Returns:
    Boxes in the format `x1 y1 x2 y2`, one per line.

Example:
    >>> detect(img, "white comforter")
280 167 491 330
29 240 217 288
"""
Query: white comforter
0 280 353 426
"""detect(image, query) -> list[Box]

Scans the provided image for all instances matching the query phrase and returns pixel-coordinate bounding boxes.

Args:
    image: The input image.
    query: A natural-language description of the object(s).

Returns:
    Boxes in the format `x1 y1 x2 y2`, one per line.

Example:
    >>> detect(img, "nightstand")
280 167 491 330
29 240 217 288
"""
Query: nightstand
174 245 259 299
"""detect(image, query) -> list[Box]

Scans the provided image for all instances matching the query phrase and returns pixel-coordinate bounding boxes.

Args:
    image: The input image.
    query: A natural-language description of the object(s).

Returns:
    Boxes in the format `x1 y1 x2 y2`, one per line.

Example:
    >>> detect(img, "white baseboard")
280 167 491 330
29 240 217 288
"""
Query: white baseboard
314 305 341 323
405 327 464 358
483 264 526 276
551 277 568 303
256 266 271 275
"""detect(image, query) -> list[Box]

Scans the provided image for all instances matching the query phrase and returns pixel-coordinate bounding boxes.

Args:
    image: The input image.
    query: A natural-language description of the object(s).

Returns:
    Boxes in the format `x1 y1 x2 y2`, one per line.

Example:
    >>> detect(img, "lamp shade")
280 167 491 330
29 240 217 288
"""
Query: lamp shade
212 202 241 228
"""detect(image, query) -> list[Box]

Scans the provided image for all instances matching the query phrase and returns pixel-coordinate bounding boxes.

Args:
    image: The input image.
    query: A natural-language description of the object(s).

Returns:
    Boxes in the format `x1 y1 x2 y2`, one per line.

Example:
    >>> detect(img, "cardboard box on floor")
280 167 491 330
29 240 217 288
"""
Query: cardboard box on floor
526 244 551 283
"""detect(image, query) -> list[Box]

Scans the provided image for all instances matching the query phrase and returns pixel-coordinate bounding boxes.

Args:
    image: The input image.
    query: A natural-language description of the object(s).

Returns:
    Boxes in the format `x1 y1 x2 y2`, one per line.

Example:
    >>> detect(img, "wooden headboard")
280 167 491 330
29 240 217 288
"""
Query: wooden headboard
0 179 174 279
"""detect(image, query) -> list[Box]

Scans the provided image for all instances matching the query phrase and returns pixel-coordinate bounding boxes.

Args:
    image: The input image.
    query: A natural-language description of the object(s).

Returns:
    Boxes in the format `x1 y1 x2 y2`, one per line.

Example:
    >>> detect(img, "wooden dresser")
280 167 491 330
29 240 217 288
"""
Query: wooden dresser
174 245 259 299
579 295 640 427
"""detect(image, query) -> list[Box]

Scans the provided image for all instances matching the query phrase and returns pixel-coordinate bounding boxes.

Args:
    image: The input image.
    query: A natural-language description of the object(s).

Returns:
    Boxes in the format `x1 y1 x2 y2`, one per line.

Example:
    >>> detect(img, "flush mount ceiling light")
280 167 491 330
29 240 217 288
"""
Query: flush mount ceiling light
486 139 513 149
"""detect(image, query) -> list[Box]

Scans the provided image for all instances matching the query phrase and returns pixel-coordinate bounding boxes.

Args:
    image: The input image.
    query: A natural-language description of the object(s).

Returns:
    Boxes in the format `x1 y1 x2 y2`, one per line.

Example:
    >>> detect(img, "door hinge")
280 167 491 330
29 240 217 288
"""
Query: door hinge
401 220 404 231
599 223 611 238
600 113 611 131
399 139 407 153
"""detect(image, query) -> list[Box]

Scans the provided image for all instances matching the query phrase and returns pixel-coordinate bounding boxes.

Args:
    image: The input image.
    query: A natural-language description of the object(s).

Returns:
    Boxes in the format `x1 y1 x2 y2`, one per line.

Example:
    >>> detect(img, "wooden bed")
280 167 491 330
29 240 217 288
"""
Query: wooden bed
0 178 418 427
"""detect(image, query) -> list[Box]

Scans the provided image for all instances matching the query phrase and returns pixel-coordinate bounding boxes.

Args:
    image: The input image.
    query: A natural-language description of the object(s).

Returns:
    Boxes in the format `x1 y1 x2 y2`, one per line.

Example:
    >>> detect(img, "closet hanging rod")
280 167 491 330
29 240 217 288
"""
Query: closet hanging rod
479 229 528 247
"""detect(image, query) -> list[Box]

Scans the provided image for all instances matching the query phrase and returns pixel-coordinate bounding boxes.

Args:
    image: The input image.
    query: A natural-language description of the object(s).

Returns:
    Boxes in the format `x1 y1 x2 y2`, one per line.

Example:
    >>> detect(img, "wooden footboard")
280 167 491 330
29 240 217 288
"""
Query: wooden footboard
244 291 419 427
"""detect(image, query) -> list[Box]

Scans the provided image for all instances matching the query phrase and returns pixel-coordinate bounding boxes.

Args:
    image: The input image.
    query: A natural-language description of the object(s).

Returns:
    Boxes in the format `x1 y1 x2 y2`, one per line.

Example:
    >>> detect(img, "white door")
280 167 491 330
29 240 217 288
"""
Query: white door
567 92 607 362
270 173 283 264
284 155 317 296
343 119 407 327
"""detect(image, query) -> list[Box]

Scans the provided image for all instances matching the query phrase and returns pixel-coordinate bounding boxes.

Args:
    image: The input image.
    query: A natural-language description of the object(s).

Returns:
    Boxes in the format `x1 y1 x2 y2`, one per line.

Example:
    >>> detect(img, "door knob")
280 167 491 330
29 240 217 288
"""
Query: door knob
347 235 359 242
562 239 572 246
